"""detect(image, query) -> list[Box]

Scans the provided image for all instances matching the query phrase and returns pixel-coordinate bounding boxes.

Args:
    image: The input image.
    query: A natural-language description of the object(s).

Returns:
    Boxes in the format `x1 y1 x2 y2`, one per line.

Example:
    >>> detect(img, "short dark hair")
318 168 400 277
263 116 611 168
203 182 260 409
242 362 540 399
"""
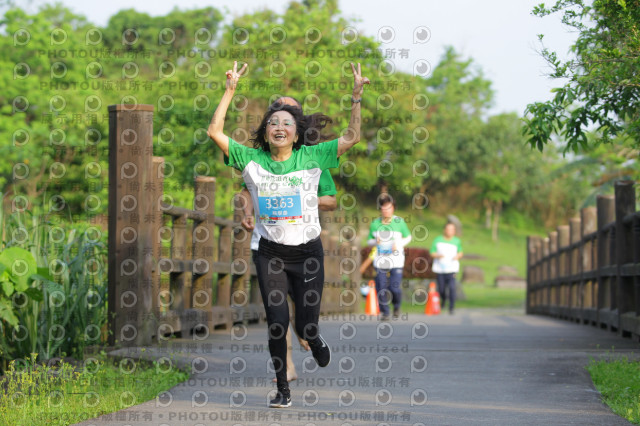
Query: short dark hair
378 194 395 209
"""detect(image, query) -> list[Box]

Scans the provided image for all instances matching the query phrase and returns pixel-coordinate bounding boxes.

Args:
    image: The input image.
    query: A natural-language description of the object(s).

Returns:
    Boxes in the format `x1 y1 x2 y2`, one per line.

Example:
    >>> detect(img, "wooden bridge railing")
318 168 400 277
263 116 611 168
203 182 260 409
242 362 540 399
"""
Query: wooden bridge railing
526 180 640 340
108 105 360 347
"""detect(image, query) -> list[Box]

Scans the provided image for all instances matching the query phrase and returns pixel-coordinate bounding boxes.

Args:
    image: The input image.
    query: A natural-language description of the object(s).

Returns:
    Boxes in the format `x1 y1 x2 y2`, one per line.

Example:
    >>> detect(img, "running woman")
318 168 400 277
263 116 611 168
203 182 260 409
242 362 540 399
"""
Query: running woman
238 96 338 383
207 61 369 408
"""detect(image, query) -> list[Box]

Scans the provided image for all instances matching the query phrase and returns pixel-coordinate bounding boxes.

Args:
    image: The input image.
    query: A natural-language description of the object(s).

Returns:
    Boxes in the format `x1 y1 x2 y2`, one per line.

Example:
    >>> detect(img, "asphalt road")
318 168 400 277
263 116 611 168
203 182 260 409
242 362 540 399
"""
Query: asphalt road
75 309 640 426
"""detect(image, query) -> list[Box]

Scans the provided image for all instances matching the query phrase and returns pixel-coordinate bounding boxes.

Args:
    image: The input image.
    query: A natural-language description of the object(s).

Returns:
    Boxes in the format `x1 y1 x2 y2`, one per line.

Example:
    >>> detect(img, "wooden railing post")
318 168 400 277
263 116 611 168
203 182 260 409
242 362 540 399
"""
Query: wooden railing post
538 235 545 312
596 194 615 329
526 236 537 314
569 217 581 319
548 231 558 310
556 225 570 316
192 176 216 323
170 214 189 314
231 193 252 322
541 237 549 310
615 181 636 336
150 156 164 337
531 237 538 290
581 206 597 324
107 104 154 347
542 238 550 283
213 221 233 329
534 237 542 310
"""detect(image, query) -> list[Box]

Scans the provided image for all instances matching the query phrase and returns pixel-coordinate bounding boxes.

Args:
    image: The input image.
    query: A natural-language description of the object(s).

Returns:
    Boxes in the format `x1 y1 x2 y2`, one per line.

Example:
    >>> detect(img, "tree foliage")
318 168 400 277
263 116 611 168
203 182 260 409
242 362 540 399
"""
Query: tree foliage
0 0 602 230
523 0 640 152
213 0 429 200
421 47 494 191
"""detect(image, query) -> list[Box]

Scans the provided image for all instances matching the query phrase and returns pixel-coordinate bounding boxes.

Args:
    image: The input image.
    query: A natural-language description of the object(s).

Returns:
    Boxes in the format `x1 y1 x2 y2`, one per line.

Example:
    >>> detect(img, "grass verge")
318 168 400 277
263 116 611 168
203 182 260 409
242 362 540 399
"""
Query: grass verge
0 353 189 426
455 283 525 309
395 282 526 314
587 357 640 424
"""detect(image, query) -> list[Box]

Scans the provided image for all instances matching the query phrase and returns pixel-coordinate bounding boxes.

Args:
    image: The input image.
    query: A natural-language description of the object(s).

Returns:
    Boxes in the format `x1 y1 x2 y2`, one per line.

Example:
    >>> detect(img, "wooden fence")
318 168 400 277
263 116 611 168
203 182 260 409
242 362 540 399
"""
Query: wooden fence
107 105 361 347
526 180 640 340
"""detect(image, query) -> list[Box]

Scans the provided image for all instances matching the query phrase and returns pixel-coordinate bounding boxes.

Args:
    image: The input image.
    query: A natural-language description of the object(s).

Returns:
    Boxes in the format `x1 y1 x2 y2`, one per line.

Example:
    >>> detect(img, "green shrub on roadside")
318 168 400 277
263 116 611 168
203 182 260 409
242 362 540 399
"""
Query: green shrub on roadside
0 207 108 373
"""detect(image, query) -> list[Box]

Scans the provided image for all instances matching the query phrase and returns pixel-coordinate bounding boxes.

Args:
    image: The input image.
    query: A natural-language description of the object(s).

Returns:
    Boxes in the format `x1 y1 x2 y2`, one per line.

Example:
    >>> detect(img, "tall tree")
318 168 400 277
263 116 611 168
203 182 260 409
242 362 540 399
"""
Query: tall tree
0 4 224 217
0 5 96 214
418 47 494 198
476 114 521 241
212 0 428 202
523 0 640 152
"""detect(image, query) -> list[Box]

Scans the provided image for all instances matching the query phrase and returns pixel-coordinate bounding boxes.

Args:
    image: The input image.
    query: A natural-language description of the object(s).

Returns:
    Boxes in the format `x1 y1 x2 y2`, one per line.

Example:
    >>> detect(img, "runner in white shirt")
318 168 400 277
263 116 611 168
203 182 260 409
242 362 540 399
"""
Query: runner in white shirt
207 61 369 408
431 223 464 314
237 96 338 383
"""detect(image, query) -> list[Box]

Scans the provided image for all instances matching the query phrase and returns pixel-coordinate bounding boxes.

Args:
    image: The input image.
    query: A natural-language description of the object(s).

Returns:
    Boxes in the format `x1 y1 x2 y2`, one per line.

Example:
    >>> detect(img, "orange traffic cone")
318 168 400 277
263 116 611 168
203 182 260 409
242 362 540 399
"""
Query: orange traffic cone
425 281 441 315
365 280 380 315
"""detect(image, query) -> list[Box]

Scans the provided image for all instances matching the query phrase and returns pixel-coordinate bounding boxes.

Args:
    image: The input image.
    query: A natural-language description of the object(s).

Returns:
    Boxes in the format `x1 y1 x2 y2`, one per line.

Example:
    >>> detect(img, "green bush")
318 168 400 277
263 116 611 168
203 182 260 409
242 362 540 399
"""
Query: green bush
0 207 108 372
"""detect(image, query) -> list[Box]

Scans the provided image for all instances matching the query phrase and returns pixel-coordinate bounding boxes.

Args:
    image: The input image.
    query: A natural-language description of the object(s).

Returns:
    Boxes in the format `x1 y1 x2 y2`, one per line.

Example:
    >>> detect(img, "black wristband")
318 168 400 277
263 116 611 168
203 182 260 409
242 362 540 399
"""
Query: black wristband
351 97 361 103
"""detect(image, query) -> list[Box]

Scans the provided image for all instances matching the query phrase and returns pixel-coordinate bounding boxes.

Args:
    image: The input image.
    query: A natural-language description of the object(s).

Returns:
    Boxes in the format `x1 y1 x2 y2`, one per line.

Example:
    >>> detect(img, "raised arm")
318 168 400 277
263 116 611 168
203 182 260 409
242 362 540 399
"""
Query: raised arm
207 61 247 157
337 62 370 157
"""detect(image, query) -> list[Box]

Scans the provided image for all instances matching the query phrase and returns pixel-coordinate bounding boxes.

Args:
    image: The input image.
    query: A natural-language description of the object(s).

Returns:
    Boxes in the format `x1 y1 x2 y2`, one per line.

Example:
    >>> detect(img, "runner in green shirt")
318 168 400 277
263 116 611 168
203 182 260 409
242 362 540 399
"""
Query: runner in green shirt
207 61 369 408
430 222 464 314
367 195 412 320
237 96 338 383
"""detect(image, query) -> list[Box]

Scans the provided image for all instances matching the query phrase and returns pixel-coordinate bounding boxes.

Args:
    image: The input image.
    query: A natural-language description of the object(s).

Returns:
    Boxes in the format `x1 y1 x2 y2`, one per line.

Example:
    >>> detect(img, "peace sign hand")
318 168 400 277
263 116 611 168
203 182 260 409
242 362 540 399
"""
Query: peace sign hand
225 61 247 91
350 62 370 96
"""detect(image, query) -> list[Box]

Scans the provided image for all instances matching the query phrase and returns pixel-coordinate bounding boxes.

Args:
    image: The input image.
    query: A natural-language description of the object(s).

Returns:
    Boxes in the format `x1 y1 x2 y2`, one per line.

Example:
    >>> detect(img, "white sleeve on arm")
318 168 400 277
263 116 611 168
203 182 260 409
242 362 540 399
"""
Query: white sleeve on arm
398 235 412 247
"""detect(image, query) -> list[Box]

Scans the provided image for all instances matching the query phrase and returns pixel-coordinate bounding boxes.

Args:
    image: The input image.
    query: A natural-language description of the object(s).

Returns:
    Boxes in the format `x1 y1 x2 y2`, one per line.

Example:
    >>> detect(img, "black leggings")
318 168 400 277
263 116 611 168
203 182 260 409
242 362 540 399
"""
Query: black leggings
256 237 324 387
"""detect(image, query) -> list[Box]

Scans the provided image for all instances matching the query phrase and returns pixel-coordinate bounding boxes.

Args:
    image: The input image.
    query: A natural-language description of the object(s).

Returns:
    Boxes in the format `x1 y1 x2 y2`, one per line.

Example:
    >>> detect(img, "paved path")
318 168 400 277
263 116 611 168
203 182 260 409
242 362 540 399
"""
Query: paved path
77 309 640 425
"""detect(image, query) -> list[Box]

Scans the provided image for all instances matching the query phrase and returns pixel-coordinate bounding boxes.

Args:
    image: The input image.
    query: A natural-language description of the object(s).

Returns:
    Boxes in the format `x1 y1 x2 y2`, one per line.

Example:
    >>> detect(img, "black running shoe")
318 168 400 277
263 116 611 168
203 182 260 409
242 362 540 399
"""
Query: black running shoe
269 390 291 408
308 334 331 367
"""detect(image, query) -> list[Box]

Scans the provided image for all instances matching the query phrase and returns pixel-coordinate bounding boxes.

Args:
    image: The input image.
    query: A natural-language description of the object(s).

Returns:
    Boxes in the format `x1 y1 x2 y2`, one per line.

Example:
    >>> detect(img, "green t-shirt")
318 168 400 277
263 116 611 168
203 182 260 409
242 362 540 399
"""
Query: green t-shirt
225 137 339 246
430 235 463 273
367 216 411 269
